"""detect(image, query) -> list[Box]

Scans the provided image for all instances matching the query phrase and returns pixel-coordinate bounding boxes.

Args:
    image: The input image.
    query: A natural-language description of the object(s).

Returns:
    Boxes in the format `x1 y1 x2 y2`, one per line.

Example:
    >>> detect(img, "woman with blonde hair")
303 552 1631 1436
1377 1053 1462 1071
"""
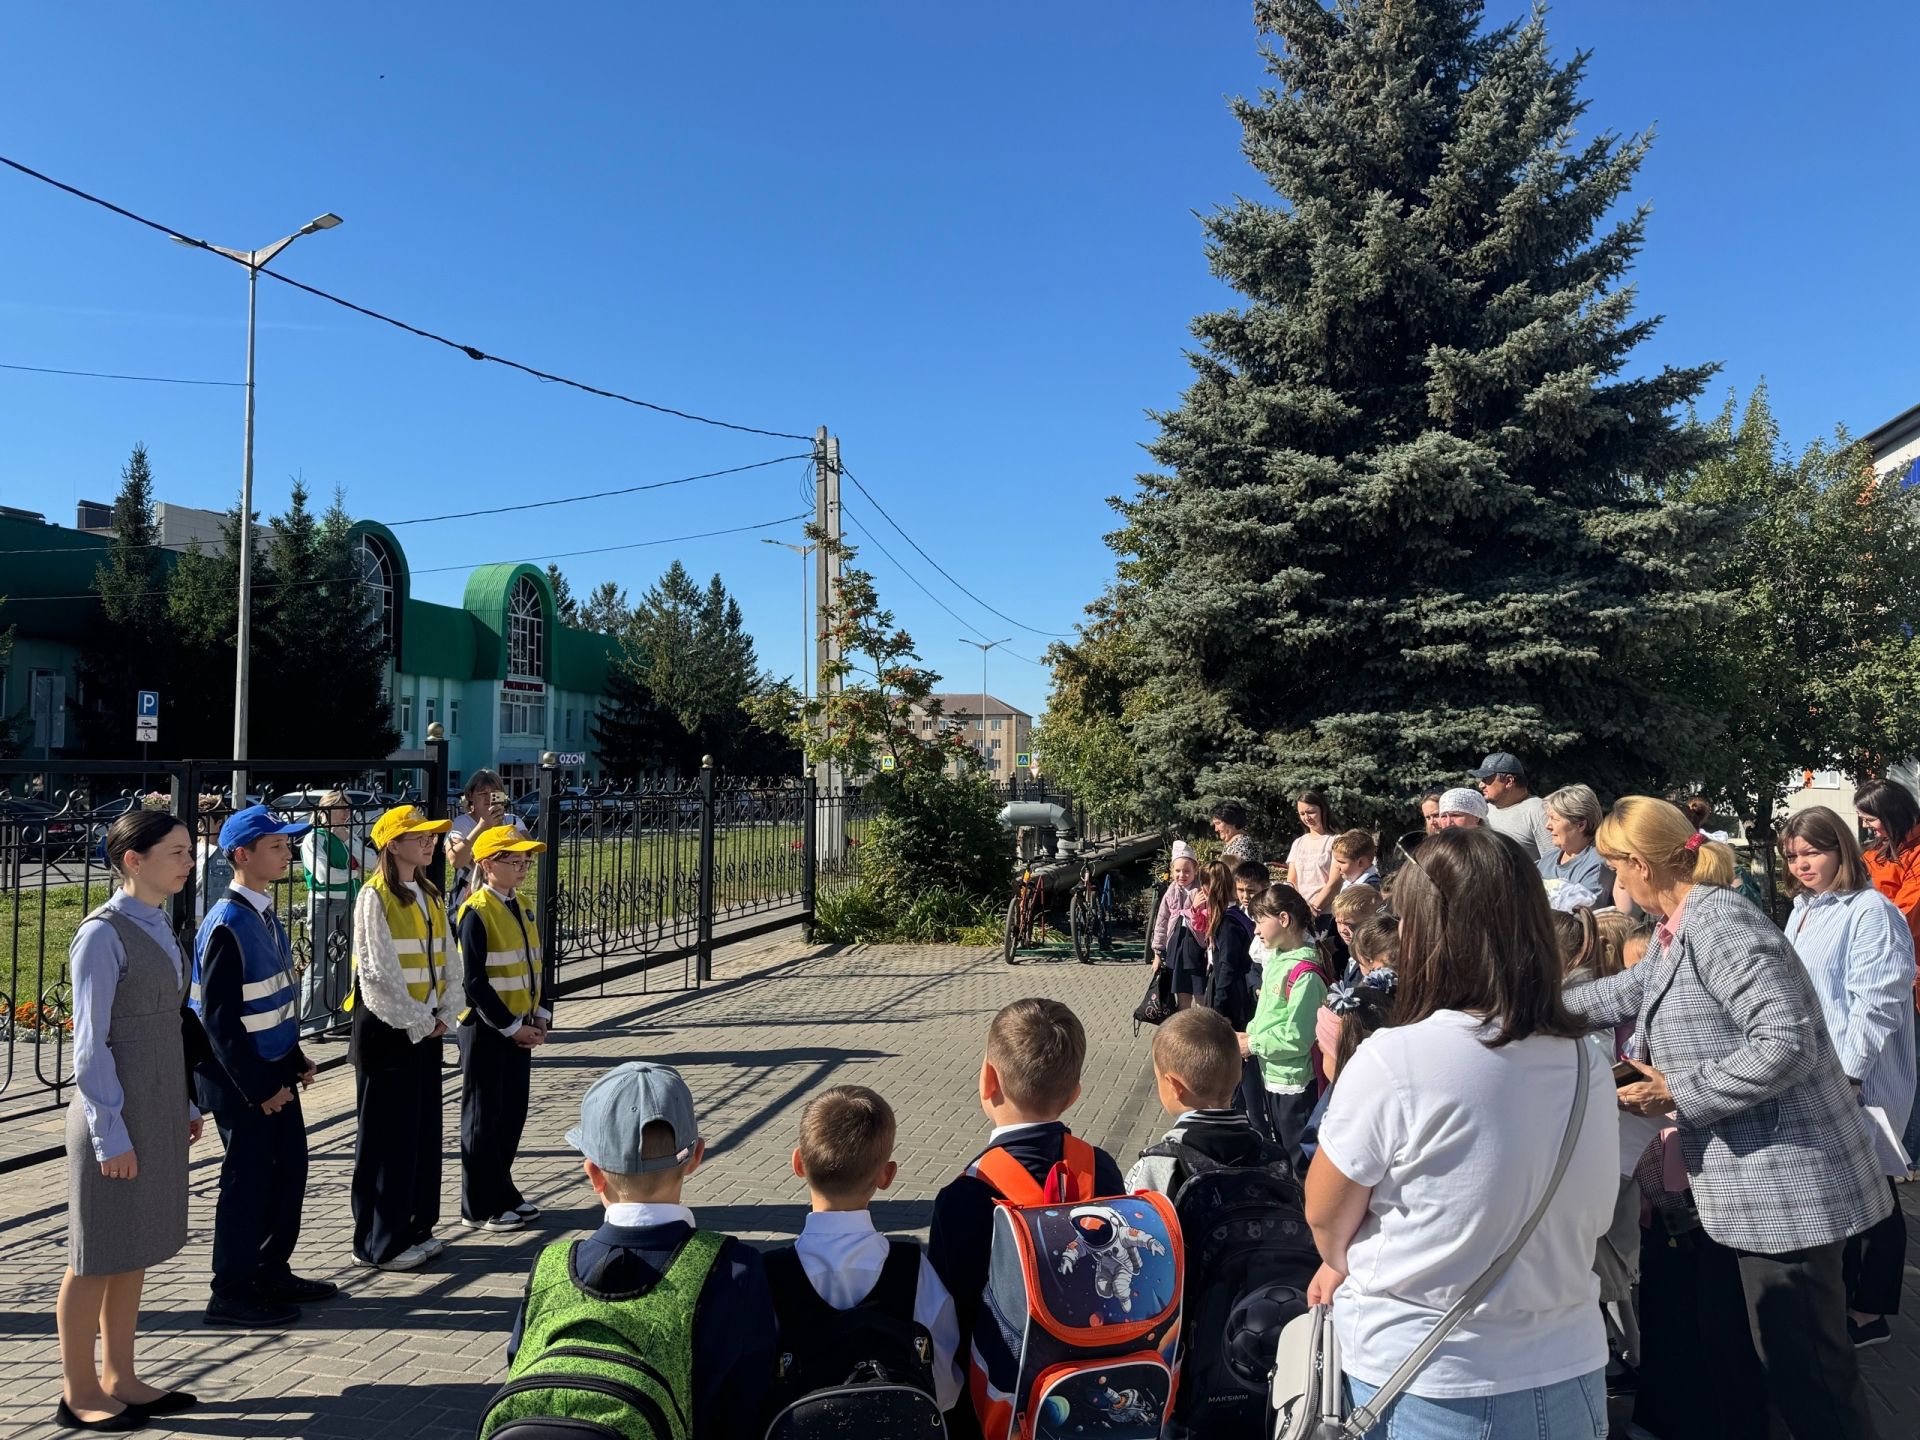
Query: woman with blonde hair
1567 795 1887 1437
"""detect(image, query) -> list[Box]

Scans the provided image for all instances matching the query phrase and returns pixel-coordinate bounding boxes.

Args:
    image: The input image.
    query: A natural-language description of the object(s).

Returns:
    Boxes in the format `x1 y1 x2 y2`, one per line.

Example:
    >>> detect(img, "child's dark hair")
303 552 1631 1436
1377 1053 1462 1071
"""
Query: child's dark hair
1250 883 1313 932
1233 859 1271 888
106 809 187 875
1351 911 1399 970
1333 984 1394 1076
1550 906 1605 979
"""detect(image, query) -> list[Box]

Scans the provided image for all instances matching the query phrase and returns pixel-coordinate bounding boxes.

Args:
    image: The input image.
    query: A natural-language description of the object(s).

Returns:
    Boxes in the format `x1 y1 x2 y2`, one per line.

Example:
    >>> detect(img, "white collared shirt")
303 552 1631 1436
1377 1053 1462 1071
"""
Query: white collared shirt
986 1120 1056 1146
604 1201 696 1229
231 881 274 914
792 1210 964 1411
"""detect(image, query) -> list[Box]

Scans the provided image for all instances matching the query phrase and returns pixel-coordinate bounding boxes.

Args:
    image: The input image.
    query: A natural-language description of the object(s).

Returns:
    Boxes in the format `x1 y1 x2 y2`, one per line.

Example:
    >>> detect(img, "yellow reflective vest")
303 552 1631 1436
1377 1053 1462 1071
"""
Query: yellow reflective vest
457 886 541 1022
348 871 453 1011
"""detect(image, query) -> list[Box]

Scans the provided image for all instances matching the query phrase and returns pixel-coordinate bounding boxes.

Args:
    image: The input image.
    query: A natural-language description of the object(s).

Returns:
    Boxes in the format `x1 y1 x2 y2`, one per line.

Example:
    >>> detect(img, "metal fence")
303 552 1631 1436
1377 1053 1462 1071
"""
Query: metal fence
0 750 445 1157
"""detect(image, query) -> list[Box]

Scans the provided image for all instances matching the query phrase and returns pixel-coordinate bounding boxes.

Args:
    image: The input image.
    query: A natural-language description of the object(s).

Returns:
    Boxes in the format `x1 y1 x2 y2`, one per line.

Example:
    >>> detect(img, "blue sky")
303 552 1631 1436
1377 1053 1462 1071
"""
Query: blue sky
4 3 1915 721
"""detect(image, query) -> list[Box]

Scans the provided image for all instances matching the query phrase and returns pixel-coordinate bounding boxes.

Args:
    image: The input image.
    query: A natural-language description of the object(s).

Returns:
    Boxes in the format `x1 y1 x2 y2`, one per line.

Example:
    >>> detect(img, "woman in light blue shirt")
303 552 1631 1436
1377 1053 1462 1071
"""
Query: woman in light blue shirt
1539 784 1613 905
1781 805 1916 1349
60 809 207 1430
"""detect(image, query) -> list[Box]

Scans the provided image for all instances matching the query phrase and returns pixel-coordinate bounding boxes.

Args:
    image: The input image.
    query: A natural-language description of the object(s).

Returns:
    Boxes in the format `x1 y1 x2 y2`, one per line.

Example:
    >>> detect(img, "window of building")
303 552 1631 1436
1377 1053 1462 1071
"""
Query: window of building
449 699 460 737
356 534 396 649
425 697 437 731
399 694 414 738
500 692 546 737
508 575 544 679
991 717 1003 731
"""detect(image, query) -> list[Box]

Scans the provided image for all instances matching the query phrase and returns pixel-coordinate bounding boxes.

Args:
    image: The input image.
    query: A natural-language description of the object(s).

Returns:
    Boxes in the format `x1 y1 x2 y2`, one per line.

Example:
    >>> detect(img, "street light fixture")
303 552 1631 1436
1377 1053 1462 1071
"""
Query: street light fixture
170 213 343 803
957 637 1011 778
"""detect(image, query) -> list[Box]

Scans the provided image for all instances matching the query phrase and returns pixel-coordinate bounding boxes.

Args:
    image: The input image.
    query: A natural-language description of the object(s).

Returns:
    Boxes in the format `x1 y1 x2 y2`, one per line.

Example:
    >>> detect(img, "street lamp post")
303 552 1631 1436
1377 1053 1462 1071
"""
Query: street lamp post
958 637 1011 779
171 213 342 804
763 538 816 780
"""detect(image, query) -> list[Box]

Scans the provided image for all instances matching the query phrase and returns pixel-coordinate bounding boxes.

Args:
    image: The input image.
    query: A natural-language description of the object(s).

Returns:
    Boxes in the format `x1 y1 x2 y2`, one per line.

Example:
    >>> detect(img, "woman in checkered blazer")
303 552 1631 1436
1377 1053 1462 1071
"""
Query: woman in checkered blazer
1568 796 1888 1440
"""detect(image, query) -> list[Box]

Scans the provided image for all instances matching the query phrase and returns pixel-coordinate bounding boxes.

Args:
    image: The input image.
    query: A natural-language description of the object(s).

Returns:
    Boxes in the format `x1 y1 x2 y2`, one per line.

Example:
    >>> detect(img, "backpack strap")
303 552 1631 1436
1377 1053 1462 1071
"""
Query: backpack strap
866 1239 922 1321
1283 956 1330 996
763 1243 840 1332
1046 1135 1098 1203
973 1146 1046 1205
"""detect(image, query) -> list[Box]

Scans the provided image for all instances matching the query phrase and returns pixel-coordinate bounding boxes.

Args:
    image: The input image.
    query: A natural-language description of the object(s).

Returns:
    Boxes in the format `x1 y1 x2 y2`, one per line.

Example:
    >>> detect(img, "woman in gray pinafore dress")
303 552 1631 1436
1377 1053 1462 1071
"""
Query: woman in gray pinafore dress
56 810 206 1432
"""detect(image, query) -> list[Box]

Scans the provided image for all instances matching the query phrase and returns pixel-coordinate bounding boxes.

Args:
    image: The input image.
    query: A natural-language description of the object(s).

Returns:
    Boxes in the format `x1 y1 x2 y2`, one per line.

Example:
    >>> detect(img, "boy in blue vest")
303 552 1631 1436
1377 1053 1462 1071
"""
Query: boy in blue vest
502 1061 777 1440
192 804 339 1328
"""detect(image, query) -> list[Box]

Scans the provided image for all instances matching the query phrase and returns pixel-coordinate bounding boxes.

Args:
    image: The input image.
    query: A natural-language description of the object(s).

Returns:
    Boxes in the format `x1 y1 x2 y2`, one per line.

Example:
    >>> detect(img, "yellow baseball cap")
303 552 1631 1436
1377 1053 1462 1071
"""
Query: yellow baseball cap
371 805 453 850
472 824 547 861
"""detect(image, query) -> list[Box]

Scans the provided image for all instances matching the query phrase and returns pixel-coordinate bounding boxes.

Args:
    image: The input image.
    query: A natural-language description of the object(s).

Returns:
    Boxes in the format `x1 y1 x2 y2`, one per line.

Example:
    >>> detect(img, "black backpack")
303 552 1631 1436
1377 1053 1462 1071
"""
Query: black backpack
762 1239 947 1440
1138 1141 1317 1439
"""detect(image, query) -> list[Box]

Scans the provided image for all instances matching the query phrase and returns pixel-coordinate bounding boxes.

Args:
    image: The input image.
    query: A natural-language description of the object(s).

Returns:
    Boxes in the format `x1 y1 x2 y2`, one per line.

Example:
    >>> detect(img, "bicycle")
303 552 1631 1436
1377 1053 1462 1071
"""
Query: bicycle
1068 867 1117 963
1002 867 1049 964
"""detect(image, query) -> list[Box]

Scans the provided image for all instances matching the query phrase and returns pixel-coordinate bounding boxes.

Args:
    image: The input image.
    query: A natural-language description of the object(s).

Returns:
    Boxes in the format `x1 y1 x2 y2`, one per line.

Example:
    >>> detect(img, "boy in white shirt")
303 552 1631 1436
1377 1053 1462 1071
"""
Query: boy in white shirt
766 1085 964 1415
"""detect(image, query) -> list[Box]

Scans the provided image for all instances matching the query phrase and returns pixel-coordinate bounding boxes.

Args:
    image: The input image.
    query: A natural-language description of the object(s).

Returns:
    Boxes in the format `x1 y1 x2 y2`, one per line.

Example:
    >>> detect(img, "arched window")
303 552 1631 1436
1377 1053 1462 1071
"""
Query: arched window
507 575 544 678
357 534 395 648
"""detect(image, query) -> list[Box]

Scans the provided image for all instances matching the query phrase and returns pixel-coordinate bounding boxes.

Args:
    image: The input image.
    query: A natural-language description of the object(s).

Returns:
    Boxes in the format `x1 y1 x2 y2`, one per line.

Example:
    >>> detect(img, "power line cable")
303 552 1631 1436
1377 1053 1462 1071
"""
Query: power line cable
2 511 813 604
0 452 810 555
841 509 1046 667
1 360 243 387
385 452 811 525
836 461 1070 639
0 153 815 443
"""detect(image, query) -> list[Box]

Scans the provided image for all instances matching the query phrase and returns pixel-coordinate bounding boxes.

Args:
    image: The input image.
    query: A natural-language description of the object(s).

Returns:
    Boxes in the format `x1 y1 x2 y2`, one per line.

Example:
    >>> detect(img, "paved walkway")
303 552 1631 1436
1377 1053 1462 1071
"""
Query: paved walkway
2 930 1917 1438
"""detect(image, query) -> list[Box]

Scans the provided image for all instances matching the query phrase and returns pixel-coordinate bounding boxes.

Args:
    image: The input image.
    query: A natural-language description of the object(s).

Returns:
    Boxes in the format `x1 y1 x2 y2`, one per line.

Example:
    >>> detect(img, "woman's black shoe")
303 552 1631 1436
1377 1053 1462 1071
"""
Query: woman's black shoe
114 1390 197 1416
54 1398 147 1432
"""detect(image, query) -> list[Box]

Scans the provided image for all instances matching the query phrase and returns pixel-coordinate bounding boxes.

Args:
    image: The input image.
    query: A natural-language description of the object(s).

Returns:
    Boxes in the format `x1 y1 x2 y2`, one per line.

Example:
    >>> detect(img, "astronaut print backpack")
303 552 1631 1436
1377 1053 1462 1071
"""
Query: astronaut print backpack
966 1138 1184 1440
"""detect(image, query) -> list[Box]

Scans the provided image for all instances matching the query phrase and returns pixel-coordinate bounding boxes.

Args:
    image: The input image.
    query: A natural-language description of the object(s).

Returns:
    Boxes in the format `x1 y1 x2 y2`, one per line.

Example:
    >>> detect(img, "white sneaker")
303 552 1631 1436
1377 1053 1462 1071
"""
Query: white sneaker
418 1236 448 1259
482 1211 526 1232
513 1202 541 1220
376 1243 433 1272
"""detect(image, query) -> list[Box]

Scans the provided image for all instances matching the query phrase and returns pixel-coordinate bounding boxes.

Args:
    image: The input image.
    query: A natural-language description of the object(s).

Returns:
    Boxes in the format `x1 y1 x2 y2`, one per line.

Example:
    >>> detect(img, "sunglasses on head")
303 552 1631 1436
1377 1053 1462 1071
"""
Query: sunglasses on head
1394 829 1428 872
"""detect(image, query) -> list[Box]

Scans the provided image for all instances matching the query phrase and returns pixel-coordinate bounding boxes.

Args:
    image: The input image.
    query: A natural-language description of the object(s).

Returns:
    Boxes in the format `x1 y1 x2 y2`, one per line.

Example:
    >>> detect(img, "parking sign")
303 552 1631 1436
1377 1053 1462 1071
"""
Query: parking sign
135 690 160 744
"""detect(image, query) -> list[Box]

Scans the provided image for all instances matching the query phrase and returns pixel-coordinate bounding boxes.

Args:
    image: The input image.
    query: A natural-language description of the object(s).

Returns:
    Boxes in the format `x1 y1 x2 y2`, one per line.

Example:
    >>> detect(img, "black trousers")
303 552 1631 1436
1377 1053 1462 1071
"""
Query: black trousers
1735 1237 1880 1440
1265 1087 1318 1176
460 1021 531 1222
1842 1179 1907 1316
351 1015 445 1265
1636 1221 1777 1440
205 1088 308 1300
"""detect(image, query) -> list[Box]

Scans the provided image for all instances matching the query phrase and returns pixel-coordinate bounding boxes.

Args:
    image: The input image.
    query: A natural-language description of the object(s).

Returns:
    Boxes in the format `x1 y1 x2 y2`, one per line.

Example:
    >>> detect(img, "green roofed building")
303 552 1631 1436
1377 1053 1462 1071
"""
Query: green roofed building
0 502 615 789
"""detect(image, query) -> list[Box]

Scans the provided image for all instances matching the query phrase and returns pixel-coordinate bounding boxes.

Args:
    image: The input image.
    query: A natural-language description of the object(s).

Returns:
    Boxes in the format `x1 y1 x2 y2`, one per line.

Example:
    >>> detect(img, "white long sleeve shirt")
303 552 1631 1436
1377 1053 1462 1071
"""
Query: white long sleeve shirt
791 1210 964 1412
351 884 464 1043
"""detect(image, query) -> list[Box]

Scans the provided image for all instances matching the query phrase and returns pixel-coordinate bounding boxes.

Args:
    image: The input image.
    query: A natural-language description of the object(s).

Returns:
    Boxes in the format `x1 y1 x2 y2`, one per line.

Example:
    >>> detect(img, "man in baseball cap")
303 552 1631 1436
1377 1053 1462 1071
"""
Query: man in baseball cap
501 1062 776 1435
1469 752 1554 861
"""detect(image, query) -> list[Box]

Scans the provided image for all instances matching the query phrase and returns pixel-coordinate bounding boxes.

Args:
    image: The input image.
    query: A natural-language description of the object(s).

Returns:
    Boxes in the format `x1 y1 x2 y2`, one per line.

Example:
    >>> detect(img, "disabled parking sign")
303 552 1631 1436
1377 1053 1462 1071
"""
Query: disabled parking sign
135 690 160 744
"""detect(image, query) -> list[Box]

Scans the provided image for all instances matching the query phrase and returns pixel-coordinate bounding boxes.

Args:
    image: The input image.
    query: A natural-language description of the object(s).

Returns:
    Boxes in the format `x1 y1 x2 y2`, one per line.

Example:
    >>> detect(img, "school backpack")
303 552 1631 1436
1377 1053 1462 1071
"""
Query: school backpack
761 1239 947 1439
967 1137 1184 1440
475 1232 722 1440
1133 1140 1316 1439
1132 962 1177 1034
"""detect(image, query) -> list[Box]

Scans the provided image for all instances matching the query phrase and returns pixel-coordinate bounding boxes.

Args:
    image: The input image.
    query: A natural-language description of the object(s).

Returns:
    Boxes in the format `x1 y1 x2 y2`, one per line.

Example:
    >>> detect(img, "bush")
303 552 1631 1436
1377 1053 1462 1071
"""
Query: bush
858 766 1006 912
813 880 997 945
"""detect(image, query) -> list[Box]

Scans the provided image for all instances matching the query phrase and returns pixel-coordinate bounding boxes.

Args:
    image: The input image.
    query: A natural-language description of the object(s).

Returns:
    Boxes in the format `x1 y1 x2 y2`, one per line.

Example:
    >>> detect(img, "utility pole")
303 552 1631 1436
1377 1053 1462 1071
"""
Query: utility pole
814 428 845 861
169 212 342 803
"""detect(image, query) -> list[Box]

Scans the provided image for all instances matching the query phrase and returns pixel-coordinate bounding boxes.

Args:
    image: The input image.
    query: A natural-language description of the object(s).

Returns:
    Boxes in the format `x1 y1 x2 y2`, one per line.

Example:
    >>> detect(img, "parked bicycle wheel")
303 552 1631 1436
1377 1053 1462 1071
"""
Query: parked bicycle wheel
1069 889 1092 962
1003 894 1022 964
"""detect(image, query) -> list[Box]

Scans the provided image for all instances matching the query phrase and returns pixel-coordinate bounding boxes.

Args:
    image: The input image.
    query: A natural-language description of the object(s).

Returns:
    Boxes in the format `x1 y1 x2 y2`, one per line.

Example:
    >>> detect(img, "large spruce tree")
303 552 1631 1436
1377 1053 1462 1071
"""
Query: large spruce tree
75 445 170 753
1116 0 1726 828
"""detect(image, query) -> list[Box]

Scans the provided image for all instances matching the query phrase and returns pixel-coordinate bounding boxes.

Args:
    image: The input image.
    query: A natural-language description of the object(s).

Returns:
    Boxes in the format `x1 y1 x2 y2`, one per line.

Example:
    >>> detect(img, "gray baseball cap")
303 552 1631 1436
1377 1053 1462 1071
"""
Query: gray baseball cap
565 1061 699 1174
1470 751 1526 782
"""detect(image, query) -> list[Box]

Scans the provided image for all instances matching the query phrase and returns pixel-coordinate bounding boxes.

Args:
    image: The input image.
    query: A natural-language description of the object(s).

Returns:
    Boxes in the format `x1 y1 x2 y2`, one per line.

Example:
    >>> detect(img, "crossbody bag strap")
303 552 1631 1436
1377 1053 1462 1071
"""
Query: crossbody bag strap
1342 1038 1590 1440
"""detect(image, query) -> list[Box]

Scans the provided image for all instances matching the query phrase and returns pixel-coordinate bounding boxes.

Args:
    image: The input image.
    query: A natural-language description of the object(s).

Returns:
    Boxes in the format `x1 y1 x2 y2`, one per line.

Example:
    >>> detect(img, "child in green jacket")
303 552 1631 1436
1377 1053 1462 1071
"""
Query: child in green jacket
1241 884 1328 1172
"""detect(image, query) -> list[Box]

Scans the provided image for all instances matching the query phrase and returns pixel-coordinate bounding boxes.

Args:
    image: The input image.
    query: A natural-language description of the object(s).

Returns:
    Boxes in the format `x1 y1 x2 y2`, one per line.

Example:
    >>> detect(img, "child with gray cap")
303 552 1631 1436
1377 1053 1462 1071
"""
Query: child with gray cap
483 1062 776 1440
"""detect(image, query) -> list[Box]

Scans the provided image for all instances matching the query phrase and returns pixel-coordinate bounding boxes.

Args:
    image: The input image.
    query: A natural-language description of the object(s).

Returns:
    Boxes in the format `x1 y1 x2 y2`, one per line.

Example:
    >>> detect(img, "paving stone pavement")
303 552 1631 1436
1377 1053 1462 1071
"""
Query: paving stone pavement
0 934 1167 1439
3 929 1918 1439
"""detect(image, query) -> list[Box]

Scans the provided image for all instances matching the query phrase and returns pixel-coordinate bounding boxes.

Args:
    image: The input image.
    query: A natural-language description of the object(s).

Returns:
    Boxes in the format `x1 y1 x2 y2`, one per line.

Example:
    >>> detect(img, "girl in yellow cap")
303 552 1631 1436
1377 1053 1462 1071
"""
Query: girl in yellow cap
348 806 460 1271
456 824 550 1230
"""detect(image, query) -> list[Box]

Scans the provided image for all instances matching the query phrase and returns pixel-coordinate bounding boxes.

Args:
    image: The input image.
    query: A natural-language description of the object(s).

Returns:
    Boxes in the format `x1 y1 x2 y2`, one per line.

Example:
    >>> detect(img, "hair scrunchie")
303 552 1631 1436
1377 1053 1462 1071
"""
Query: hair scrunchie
1363 966 1397 994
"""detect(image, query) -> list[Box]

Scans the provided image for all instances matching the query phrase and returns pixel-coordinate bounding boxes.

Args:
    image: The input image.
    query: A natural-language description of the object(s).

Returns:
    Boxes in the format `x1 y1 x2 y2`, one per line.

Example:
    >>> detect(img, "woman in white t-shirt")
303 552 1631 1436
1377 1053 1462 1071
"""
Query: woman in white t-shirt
1285 789 1338 911
1306 826 1618 1439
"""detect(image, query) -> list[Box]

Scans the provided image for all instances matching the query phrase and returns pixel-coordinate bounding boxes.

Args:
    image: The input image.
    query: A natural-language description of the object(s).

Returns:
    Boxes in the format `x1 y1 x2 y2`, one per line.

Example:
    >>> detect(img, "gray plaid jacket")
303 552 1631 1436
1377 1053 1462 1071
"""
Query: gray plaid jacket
1566 884 1890 1253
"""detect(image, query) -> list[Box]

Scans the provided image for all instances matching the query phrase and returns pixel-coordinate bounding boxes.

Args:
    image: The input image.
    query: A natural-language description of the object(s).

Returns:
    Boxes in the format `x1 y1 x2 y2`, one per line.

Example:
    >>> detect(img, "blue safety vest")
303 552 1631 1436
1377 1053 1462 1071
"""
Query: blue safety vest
192 894 299 1063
